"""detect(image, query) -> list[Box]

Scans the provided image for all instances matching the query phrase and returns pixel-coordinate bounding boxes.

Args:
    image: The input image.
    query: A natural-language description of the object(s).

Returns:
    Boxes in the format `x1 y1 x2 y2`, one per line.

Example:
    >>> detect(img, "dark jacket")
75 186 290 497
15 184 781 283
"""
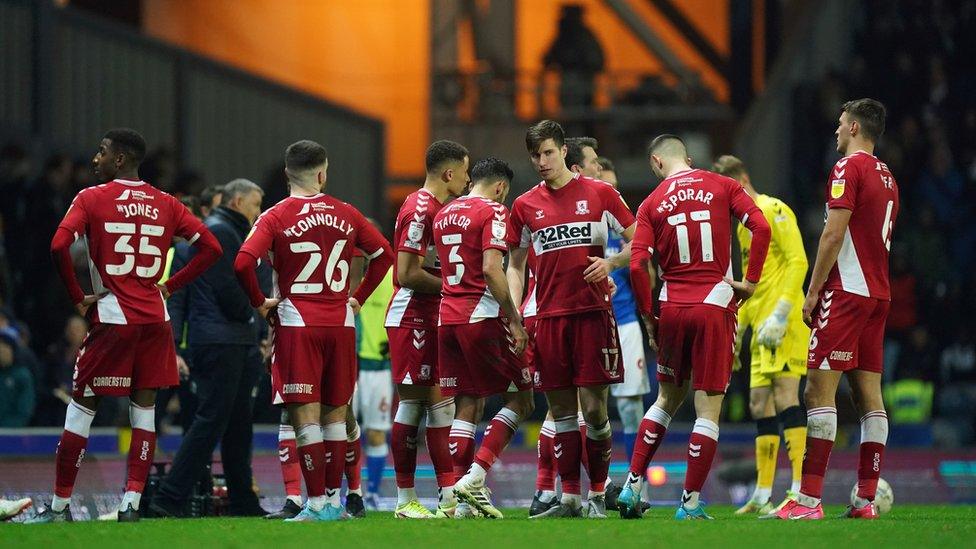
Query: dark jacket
174 207 270 347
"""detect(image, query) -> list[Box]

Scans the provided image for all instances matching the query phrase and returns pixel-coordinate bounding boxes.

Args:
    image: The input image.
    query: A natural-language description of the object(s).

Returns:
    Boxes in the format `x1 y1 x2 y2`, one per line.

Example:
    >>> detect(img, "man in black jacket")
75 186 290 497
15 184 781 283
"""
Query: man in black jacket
151 179 268 517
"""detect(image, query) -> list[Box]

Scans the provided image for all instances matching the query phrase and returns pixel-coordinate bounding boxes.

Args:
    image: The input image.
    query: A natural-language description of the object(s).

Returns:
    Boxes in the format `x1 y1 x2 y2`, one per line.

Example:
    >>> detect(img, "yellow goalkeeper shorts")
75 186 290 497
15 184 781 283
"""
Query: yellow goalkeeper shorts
748 316 809 389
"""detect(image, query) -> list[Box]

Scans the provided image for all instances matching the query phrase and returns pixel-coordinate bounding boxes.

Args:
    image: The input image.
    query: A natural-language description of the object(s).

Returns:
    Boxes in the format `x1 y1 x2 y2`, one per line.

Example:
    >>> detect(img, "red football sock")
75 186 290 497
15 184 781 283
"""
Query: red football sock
474 408 519 472
856 410 888 501
629 416 669 476
553 416 582 496
296 424 327 498
54 401 96 499
800 407 838 500
584 420 612 493
426 425 454 487
450 420 477 480
344 432 362 492
391 421 419 489
322 423 347 498
124 428 156 493
577 414 590 473
683 419 719 493
536 421 557 492
279 436 302 497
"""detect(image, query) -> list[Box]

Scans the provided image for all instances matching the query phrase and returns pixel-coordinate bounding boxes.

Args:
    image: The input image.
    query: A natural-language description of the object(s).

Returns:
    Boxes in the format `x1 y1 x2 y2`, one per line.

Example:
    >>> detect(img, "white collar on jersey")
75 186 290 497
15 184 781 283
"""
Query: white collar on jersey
114 179 146 187
290 193 325 200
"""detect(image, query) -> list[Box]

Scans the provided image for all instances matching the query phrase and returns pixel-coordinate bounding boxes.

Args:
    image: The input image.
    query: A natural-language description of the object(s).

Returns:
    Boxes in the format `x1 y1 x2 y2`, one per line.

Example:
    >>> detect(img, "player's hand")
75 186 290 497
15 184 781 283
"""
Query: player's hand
75 292 107 317
156 283 171 300
176 355 190 380
583 256 612 283
802 291 819 327
260 336 273 361
348 297 362 314
507 317 529 355
257 297 280 320
756 303 790 348
724 277 757 306
608 276 618 297
642 314 659 352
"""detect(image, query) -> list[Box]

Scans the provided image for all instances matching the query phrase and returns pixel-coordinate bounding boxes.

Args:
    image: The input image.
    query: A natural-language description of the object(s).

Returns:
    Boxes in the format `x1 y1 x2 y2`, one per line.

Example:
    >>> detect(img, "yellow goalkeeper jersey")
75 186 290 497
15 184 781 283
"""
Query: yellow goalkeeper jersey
737 194 810 376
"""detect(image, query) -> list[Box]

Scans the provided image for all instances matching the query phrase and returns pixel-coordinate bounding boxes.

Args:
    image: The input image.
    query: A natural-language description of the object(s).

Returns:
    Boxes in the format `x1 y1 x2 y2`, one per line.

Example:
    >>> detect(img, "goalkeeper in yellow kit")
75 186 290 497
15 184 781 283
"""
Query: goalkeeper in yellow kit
713 156 809 517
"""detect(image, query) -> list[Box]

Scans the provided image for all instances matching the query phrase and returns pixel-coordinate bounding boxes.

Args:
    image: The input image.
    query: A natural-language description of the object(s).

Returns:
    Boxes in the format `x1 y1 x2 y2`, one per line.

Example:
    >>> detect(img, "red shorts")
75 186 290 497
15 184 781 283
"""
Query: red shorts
808 290 889 373
72 322 178 399
387 326 438 386
655 305 736 393
271 325 356 406
438 318 533 397
531 309 622 391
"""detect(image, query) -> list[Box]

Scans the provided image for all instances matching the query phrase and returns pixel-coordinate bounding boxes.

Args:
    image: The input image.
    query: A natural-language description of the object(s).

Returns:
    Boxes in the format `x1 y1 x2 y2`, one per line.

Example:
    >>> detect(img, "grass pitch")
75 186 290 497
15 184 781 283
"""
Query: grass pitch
2 505 974 548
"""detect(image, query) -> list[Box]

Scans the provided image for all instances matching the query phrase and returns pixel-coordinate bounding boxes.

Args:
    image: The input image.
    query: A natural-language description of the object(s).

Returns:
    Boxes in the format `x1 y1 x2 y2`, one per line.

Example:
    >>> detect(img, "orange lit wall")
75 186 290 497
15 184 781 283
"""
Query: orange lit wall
142 0 430 177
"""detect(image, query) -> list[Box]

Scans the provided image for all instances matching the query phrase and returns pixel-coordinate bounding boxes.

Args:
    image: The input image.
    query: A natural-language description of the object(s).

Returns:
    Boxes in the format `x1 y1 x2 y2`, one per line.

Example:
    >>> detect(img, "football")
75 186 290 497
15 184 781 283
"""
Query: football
851 478 894 514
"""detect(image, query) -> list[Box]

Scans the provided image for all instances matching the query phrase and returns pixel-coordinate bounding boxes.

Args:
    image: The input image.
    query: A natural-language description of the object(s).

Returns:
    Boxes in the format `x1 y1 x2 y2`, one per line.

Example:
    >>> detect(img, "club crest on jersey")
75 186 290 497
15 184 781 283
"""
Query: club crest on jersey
419 364 431 381
575 200 590 215
831 179 846 199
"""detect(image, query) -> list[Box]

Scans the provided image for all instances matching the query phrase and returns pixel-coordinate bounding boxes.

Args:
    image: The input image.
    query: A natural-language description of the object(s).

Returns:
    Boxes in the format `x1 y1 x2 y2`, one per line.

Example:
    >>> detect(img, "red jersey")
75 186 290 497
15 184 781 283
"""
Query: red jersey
823 151 899 300
510 174 636 319
433 195 513 325
630 169 771 314
56 179 213 325
238 194 392 327
385 188 444 329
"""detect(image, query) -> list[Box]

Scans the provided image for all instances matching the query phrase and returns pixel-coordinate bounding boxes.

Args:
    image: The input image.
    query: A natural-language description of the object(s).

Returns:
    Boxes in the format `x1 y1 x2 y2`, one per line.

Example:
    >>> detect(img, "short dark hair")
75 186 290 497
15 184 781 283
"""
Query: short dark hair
424 140 469 173
565 137 598 169
103 128 147 165
526 120 565 151
285 140 328 173
470 157 514 186
647 134 687 158
597 156 615 172
712 155 747 179
842 98 886 141
200 184 224 207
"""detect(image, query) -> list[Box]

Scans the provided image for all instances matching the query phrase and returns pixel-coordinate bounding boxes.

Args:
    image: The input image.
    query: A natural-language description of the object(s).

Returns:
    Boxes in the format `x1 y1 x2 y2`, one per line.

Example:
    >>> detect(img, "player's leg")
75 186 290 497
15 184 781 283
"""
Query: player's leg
795 369 843 508
737 385 777 514
451 395 481 482
579 385 613 510
772 375 805 499
288 401 326 512
617 380 686 518
391 383 428 513
120 388 159 517
848 370 887 514
361 369 393 508
342 406 365 517
616 396 643 463
531 410 559 515
266 410 303 519
612 319 651 460
539 387 584 514
46 394 101 519
427 387 458 516
675 389 724 519
364 428 388 507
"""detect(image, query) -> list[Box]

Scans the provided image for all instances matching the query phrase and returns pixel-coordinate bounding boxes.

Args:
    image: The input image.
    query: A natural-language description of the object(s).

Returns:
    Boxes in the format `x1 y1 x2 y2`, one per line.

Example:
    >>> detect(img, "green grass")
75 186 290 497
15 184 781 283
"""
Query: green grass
3 506 975 548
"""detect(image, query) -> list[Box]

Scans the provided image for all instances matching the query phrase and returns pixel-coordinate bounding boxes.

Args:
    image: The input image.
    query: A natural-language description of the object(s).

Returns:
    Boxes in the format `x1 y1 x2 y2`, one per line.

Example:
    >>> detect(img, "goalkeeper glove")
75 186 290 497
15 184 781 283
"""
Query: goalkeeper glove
756 299 791 349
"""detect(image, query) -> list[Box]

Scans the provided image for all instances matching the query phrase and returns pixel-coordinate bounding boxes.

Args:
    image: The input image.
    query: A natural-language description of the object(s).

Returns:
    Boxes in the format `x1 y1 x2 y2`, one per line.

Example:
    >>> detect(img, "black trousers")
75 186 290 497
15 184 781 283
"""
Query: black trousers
155 344 262 510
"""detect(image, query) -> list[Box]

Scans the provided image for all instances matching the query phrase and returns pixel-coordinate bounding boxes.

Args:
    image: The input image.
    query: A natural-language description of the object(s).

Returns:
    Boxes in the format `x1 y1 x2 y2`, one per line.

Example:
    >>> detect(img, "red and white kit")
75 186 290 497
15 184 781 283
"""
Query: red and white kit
808 151 899 373
236 193 393 406
385 188 445 386
433 195 532 397
631 169 770 392
510 174 636 391
52 179 220 398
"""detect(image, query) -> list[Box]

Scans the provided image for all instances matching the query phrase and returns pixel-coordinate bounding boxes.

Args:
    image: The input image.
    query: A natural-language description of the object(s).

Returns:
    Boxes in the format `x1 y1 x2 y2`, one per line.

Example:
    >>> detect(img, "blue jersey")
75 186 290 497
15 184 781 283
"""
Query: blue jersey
606 232 638 324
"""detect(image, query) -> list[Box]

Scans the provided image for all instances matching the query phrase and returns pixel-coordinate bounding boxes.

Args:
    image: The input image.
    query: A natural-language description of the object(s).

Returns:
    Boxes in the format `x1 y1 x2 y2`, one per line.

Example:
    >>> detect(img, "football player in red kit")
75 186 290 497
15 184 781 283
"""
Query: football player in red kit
30 129 222 523
235 140 394 521
776 99 899 520
618 135 771 520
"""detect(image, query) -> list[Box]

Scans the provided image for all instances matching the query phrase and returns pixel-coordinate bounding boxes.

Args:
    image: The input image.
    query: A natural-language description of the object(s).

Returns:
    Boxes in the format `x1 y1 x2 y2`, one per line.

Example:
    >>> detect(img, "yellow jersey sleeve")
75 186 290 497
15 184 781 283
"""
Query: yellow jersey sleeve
765 198 807 305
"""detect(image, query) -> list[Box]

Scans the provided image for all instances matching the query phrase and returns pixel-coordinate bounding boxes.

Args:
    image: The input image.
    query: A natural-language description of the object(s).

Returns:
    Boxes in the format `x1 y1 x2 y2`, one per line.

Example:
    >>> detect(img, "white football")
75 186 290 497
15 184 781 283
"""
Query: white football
850 478 893 514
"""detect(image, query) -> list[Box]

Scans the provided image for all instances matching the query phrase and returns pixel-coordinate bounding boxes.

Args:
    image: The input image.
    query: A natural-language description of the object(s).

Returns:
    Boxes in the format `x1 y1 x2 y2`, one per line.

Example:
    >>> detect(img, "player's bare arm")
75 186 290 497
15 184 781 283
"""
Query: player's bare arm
506 246 528 312
802 207 853 326
583 223 636 283
483 248 528 354
396 251 442 294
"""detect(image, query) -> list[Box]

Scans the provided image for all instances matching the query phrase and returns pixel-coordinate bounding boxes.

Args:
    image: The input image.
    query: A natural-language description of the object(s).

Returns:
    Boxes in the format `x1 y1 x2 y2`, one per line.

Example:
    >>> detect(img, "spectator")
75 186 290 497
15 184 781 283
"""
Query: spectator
543 4 604 113
0 327 36 427
37 315 88 425
199 184 224 218
940 327 976 385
